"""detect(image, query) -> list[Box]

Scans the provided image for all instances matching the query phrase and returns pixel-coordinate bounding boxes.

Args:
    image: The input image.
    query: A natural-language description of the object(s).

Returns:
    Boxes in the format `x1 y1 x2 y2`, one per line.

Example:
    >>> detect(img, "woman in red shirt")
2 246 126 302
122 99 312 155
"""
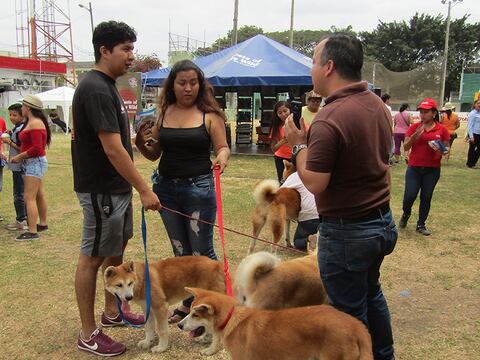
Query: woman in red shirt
11 94 51 241
399 98 450 236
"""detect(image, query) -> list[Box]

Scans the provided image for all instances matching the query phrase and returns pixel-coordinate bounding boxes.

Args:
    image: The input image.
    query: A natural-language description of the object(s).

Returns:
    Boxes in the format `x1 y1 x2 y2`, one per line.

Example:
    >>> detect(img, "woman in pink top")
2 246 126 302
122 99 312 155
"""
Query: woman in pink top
393 103 413 163
11 94 51 241
269 101 293 183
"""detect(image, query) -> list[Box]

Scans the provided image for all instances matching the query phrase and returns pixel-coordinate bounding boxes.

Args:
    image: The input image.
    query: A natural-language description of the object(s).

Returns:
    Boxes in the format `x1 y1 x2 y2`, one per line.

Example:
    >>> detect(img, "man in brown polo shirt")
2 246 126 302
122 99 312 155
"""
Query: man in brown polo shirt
285 34 397 360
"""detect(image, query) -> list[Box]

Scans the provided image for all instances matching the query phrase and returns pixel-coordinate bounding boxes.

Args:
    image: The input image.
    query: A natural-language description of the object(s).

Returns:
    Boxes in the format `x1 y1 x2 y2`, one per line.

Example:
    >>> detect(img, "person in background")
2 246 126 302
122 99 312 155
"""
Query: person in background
49 111 69 133
269 101 293 183
0 114 6 221
466 99 480 169
2 103 27 230
10 95 50 241
439 102 459 162
381 93 395 164
399 98 450 236
135 59 230 324
281 161 319 251
301 90 322 125
72 20 160 357
285 33 396 360
393 103 413 163
381 93 392 112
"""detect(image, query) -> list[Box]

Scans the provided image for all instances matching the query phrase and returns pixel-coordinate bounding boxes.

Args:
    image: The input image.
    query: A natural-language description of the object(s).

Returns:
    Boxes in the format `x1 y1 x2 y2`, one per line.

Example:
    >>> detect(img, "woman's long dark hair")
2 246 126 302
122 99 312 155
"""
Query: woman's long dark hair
28 108 52 146
157 59 225 121
399 103 409 113
270 101 290 140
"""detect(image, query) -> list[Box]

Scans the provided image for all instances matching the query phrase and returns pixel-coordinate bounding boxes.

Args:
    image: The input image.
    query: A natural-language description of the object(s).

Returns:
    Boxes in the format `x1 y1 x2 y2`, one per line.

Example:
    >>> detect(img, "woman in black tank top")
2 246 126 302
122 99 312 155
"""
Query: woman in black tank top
136 60 230 322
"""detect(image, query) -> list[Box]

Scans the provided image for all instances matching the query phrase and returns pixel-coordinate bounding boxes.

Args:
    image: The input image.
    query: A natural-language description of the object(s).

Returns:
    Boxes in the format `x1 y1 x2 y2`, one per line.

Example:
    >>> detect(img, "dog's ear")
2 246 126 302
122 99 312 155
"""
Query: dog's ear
104 266 116 279
123 261 135 273
193 304 214 315
185 287 199 297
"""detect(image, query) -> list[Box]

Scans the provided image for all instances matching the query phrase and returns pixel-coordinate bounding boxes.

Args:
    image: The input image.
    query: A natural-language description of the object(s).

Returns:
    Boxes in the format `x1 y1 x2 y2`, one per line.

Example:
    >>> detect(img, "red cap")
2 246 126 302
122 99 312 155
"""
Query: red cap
417 98 438 111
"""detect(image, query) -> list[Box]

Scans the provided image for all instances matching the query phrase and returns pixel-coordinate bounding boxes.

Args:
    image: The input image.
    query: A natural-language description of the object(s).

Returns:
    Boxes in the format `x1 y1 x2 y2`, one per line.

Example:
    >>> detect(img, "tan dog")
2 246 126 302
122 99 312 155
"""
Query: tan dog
249 178 300 254
178 287 374 360
234 251 327 309
103 256 225 353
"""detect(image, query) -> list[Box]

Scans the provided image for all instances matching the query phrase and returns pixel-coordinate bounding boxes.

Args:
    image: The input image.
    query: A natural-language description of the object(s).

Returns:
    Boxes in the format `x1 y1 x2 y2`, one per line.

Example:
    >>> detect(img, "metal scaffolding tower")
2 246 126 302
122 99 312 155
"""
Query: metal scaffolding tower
15 0 75 84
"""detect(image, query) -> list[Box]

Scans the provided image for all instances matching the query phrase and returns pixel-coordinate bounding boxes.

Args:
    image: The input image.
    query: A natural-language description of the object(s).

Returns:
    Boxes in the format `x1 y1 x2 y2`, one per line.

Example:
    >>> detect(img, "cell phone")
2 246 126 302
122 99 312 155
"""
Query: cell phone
290 100 302 129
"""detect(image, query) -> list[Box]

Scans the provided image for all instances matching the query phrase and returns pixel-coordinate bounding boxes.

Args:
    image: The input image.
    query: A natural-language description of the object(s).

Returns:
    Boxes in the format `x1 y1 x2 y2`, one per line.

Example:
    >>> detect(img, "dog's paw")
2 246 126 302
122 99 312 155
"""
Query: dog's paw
151 343 168 353
137 339 154 350
200 346 220 356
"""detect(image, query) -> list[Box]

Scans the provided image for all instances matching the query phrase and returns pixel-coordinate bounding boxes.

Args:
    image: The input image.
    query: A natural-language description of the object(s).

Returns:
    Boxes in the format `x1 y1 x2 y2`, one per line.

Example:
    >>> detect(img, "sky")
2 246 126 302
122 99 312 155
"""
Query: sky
0 0 479 66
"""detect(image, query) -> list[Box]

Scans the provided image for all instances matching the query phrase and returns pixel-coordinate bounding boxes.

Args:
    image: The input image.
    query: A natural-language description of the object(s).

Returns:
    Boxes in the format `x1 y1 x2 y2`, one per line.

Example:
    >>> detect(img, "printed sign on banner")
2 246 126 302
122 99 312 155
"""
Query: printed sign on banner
117 72 142 121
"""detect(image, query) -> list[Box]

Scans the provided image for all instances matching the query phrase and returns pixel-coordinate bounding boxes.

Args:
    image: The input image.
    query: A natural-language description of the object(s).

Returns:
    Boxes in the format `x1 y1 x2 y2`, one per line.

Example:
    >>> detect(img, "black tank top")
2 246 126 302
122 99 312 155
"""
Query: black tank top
158 112 212 178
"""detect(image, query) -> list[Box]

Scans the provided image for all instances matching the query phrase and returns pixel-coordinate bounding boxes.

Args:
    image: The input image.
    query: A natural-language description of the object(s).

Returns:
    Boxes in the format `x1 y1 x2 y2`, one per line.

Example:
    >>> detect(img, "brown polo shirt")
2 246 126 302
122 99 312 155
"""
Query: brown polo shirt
306 81 391 218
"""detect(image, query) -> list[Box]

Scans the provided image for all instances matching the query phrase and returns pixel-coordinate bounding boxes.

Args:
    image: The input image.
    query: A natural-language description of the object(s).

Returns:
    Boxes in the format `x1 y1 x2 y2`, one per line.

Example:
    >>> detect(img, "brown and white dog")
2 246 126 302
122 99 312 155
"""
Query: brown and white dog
249 175 300 254
103 256 225 353
178 287 374 360
234 251 327 309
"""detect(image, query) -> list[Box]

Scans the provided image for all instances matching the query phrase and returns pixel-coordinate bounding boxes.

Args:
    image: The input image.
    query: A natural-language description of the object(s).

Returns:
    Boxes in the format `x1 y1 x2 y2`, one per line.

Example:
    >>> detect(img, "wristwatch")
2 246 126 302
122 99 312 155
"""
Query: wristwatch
291 144 307 164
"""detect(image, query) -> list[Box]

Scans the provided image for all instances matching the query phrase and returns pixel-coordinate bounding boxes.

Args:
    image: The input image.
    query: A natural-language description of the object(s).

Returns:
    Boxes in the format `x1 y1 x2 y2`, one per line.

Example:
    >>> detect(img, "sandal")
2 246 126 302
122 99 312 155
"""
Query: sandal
168 308 189 324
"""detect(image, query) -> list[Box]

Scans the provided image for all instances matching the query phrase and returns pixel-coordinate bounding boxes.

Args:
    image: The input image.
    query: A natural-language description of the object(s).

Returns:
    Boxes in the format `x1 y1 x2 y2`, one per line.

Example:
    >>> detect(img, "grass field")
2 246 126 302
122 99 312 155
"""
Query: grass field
0 130 479 360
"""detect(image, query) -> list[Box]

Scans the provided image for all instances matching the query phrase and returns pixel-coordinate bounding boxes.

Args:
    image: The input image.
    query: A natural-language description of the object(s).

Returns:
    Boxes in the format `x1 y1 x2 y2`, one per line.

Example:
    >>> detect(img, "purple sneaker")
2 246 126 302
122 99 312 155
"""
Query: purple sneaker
77 328 126 357
101 311 145 327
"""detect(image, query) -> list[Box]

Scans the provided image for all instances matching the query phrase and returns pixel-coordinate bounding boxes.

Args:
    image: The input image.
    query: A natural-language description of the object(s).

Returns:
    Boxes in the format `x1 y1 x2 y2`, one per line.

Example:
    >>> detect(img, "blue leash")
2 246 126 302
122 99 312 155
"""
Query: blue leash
116 207 151 327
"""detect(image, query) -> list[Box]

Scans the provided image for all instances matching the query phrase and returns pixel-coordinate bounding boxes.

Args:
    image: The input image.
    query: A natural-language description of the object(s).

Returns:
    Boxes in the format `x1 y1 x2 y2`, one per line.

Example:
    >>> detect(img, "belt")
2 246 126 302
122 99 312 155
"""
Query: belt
320 203 390 224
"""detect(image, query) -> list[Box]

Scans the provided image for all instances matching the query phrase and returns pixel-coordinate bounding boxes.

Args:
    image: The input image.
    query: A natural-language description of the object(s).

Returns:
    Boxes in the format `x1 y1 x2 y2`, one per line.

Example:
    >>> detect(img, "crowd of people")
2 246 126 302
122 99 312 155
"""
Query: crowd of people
2 20 479 360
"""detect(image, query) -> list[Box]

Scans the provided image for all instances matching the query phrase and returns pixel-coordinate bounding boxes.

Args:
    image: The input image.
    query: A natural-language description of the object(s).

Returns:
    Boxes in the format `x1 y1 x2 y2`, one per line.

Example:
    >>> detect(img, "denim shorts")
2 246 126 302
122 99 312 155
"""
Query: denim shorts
23 156 48 179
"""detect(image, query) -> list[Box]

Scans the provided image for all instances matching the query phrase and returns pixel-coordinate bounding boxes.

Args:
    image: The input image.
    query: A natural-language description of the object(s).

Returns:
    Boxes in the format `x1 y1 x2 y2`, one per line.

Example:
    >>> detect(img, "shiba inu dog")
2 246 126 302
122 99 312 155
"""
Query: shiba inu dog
178 287 374 360
234 251 327 309
249 179 301 254
103 256 225 353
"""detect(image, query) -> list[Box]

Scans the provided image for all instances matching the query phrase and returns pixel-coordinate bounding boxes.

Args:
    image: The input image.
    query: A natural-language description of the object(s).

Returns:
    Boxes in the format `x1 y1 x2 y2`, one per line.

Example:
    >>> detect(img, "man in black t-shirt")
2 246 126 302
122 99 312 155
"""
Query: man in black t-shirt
72 21 160 357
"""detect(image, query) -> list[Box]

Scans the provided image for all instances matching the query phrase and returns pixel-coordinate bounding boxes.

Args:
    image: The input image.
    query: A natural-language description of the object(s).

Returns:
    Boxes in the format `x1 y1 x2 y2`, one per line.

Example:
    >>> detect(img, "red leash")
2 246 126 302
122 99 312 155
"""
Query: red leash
214 165 234 297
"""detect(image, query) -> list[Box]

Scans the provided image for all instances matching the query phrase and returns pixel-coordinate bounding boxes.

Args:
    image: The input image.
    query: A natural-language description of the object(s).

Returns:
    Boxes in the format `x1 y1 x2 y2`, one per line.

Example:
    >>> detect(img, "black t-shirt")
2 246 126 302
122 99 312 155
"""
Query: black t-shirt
71 70 133 194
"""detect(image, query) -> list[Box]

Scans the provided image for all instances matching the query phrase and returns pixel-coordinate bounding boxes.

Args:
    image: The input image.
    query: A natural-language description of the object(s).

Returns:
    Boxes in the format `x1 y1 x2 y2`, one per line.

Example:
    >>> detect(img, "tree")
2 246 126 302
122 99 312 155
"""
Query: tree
195 25 264 56
268 26 356 57
360 13 480 95
130 53 162 73
196 25 356 58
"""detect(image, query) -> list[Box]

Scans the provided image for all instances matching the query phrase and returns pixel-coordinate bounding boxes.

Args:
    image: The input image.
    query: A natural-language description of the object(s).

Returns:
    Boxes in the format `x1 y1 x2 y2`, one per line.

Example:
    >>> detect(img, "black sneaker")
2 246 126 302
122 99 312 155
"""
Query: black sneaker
15 232 39 241
399 214 410 229
416 226 432 236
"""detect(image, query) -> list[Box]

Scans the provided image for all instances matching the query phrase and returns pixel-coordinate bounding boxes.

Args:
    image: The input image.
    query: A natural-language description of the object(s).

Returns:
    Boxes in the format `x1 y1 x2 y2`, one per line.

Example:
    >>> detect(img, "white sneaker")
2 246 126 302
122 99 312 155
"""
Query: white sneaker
6 220 27 231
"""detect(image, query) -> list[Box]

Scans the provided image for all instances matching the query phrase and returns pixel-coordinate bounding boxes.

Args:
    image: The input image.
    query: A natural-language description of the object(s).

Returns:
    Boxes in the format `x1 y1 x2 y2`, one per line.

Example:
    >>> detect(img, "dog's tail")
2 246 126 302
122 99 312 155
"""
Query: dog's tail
253 179 279 205
235 251 279 300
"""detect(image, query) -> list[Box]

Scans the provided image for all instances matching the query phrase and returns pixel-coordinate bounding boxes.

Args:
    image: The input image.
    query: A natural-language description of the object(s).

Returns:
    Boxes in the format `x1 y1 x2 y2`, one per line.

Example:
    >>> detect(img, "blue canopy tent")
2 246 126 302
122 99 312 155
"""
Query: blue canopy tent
143 34 313 87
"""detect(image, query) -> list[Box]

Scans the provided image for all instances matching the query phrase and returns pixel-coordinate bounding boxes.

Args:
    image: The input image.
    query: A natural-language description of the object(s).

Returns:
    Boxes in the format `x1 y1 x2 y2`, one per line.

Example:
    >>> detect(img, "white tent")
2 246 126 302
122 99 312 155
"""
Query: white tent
35 86 75 134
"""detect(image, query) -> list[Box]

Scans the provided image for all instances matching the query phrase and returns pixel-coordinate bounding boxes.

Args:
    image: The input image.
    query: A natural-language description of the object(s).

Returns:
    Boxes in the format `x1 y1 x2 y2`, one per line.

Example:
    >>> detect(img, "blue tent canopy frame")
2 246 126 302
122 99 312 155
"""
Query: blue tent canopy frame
143 34 313 87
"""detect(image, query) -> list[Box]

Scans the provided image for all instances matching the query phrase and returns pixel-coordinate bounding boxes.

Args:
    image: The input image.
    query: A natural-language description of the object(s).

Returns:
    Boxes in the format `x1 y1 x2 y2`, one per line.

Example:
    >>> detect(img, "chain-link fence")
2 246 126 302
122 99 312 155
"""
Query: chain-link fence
362 60 443 110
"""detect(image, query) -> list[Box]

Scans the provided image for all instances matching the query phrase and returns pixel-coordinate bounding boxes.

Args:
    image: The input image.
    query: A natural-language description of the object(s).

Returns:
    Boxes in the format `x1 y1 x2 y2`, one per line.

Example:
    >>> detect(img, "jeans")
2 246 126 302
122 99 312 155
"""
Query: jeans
274 155 290 183
293 218 320 251
318 209 397 360
12 171 26 221
402 166 440 227
153 172 217 308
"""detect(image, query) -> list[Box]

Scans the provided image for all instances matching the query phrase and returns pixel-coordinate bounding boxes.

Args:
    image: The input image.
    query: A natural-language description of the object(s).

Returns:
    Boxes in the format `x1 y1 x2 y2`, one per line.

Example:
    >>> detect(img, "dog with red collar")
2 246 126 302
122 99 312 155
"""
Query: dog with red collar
178 287 373 360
